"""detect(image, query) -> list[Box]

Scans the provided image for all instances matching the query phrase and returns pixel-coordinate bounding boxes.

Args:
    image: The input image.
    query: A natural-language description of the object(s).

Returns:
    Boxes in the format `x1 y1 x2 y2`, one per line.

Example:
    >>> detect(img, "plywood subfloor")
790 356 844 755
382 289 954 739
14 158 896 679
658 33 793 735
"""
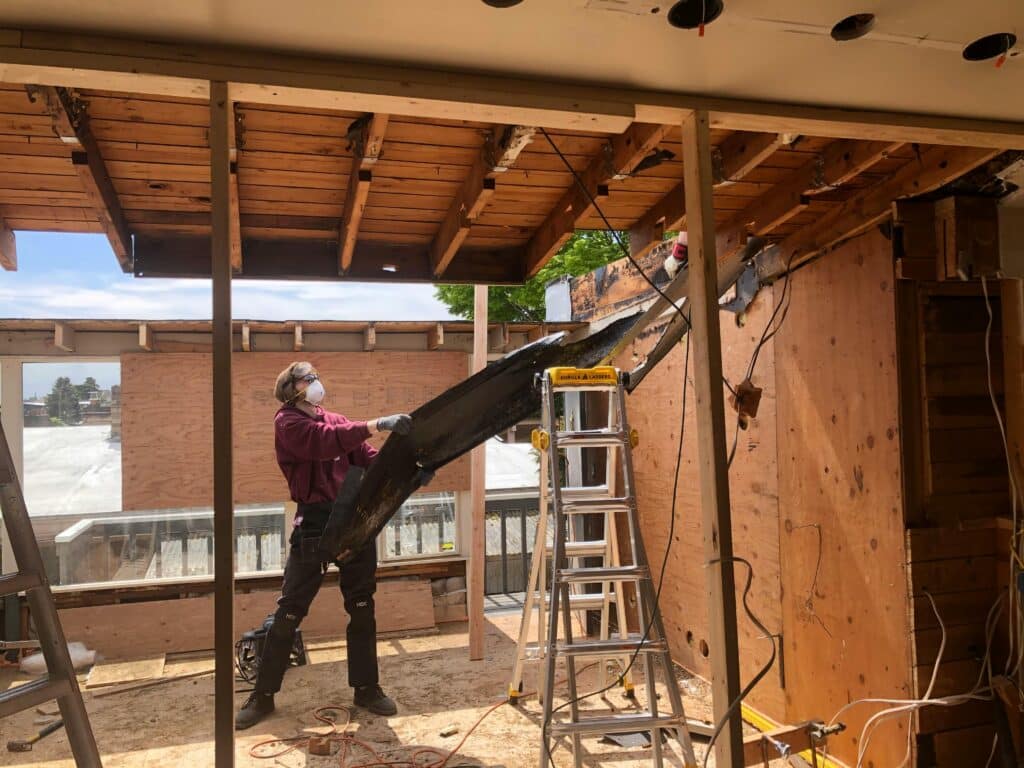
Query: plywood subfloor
0 612 791 768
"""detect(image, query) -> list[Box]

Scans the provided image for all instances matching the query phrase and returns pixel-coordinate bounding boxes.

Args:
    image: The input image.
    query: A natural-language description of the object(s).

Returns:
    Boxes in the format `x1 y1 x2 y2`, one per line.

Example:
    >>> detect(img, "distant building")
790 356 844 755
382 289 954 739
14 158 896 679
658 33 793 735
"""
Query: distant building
23 401 49 427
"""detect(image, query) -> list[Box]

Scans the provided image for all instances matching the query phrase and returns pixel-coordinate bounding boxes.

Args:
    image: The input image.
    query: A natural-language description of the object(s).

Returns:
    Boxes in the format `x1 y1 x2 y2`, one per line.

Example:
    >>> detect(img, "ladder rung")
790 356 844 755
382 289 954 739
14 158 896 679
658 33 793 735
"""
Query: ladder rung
536 592 618 610
546 540 607 557
556 636 667 656
0 570 41 597
0 675 71 718
557 566 649 583
555 430 626 448
548 712 683 737
560 485 610 500
561 498 632 514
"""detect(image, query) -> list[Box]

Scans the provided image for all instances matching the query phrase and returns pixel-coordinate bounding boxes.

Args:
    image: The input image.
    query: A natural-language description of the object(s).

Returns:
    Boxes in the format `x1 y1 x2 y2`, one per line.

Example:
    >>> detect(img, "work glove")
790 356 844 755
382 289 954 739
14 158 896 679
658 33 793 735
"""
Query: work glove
377 413 412 435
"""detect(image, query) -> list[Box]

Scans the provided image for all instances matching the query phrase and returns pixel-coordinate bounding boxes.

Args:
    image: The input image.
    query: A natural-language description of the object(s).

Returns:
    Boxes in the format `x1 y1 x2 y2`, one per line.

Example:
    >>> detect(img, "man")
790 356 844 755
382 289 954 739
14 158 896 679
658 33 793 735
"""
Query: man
236 361 413 730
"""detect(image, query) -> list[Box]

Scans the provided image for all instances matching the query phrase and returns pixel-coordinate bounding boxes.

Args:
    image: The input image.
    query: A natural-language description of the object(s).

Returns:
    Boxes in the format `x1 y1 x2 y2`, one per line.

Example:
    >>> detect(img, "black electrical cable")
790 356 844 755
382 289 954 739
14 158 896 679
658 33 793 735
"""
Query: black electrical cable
701 557 777 768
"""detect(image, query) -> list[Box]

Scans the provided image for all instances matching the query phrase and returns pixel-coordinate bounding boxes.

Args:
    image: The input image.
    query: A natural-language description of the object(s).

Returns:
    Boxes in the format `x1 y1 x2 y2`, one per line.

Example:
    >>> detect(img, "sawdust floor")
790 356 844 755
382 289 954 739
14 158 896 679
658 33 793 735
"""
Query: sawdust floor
0 611 791 768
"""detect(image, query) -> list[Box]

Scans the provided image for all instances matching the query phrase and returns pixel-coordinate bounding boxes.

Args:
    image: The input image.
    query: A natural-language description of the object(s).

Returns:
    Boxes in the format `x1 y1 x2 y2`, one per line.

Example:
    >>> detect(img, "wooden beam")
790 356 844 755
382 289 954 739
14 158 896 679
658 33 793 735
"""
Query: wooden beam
0 224 15 271
426 323 444 351
430 125 534 277
338 113 388 274
469 284 487 661
524 122 670 277
54 321 74 352
241 322 251 352
28 86 132 271
713 131 787 185
229 162 241 272
681 109 743 766
526 323 548 344
768 146 1002 276
138 322 152 351
293 322 304 352
208 79 235 768
1002 279 1024 497
363 323 376 352
742 723 818 766
487 323 510 353
5 29 1024 145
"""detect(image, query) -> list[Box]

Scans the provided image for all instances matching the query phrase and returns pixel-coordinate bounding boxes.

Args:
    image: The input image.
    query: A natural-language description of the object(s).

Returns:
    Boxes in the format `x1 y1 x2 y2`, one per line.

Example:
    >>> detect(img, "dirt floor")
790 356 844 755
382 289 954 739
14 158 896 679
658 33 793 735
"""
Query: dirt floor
0 611 795 768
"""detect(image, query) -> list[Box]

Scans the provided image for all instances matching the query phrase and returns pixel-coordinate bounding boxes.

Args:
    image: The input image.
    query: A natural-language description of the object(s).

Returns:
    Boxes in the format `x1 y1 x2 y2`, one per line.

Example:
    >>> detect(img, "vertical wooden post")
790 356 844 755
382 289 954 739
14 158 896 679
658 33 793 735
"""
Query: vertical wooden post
210 80 235 768
681 109 744 765
1 358 23 643
469 284 488 659
1002 279 1024 498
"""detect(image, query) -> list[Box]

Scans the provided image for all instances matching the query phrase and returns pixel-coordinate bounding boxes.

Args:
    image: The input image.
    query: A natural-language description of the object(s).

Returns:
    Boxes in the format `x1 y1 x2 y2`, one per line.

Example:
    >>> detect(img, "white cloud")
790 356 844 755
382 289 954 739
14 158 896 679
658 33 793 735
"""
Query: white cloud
0 276 457 321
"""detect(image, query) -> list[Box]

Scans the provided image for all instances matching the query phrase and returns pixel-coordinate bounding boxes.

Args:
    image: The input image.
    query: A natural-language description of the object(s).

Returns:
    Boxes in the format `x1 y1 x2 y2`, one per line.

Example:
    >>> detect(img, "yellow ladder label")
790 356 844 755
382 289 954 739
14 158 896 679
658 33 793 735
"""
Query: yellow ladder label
548 366 619 387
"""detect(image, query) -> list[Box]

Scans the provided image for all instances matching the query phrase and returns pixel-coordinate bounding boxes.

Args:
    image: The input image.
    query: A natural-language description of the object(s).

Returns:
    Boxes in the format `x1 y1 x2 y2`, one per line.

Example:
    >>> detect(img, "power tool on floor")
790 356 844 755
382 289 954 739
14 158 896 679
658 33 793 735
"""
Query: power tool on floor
235 615 308 684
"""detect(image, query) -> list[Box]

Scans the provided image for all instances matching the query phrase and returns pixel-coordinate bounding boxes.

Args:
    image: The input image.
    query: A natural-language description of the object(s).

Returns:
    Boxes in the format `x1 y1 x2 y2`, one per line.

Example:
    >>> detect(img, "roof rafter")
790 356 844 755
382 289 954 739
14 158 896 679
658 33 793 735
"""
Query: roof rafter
338 112 389 274
27 85 133 271
431 125 535 278
713 131 793 185
0 225 15 271
524 122 670 277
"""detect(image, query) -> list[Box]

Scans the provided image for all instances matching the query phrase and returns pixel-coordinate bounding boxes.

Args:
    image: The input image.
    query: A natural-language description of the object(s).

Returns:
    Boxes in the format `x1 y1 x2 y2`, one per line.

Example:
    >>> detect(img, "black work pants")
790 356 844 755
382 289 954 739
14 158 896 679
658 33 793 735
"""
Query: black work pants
255 505 379 694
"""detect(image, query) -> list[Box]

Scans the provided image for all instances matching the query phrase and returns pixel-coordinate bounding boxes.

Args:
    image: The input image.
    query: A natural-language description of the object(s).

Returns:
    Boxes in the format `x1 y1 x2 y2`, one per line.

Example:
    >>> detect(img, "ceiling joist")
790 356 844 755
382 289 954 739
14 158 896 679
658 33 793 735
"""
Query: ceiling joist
713 131 792 186
524 122 670 277
27 85 132 272
431 125 535 278
0 225 15 271
339 112 389 274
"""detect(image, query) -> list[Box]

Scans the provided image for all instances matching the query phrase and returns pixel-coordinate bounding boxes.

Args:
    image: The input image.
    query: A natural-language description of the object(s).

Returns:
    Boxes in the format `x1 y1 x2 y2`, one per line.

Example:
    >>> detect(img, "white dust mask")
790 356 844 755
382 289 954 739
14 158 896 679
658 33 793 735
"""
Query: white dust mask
303 379 325 405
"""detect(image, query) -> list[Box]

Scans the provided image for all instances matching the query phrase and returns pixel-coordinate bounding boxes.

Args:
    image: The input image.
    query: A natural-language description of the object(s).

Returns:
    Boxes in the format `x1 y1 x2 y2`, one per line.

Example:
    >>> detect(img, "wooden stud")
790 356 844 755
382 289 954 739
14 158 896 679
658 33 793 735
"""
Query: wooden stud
208 79 235 768
487 322 510 353
338 113 388 274
524 123 670 277
713 131 786 185
363 323 376 352
138 322 152 351
1002 279 1024 497
54 321 74 352
293 322 304 352
426 323 444 351
30 86 132 271
681 109 743 766
229 163 241 272
469 284 487 661
0 224 14 270
526 323 548 344
241 323 251 352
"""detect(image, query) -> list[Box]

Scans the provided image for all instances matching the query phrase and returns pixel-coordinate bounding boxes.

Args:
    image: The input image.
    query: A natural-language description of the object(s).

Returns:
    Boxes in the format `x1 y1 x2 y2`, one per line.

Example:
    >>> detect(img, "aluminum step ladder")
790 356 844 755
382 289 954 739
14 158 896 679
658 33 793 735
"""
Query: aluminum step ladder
536 366 697 768
508 398 635 705
0 421 101 767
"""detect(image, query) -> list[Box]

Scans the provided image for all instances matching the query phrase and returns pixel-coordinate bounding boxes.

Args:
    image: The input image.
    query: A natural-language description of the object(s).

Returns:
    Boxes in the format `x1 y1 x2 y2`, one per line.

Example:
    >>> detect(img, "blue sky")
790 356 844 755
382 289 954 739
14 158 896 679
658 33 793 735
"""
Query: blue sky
5 232 458 398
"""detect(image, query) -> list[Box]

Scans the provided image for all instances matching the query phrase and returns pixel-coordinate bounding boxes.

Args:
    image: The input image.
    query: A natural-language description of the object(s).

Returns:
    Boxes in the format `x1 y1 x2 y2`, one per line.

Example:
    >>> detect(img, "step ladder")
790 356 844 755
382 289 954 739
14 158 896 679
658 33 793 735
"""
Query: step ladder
533 366 697 768
0 421 101 767
509 396 635 704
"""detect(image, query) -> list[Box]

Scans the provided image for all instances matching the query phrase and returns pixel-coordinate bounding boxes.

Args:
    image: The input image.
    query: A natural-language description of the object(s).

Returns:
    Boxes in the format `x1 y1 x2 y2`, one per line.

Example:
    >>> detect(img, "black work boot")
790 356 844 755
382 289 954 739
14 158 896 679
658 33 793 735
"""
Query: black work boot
235 692 275 730
354 685 397 716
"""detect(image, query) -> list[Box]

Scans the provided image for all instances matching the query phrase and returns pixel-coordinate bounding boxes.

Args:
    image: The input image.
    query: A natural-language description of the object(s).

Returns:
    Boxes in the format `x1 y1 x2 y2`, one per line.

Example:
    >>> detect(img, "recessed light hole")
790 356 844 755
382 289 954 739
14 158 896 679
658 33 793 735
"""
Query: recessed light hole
481 0 523 7
667 0 724 30
963 32 1016 61
830 13 875 42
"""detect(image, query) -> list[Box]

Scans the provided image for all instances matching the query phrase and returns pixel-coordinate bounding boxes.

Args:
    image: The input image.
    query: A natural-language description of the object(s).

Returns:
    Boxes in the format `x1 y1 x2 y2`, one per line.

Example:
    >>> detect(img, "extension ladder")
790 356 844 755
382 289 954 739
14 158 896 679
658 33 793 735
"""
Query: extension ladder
0 421 101 766
533 366 698 768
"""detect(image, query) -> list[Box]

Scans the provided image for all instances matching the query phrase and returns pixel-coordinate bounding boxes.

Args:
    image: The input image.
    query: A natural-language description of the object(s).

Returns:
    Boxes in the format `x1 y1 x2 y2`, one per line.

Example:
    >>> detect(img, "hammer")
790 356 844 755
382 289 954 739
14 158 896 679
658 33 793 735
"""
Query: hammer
7 719 63 752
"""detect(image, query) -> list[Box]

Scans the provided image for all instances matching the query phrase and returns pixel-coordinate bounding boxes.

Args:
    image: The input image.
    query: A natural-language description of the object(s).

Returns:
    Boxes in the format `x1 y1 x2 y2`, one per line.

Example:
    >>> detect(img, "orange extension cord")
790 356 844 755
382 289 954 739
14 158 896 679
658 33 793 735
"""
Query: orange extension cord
248 663 599 768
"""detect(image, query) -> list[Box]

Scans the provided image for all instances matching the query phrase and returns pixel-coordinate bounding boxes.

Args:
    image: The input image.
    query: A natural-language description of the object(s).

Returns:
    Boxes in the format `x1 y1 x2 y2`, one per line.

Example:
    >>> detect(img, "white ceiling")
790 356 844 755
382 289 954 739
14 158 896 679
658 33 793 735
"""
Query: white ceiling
1 0 1023 121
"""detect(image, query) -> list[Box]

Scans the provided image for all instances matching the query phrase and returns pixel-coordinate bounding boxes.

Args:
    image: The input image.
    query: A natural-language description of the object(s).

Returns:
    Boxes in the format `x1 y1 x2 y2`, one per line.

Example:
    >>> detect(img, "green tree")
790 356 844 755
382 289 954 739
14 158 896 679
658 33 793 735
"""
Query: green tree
434 231 626 321
73 376 99 403
45 376 81 424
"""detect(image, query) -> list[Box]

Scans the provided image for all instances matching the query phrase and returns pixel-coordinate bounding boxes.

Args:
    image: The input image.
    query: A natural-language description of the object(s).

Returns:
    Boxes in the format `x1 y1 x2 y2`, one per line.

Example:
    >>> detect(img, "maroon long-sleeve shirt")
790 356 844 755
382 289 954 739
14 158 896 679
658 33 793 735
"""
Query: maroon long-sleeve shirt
274 405 378 520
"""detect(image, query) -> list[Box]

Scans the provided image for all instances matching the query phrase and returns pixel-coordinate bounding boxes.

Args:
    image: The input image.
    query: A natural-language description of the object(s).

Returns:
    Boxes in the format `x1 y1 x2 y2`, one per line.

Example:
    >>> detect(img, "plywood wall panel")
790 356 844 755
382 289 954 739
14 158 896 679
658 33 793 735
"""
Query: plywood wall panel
121 351 470 510
618 287 784 717
774 229 912 767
